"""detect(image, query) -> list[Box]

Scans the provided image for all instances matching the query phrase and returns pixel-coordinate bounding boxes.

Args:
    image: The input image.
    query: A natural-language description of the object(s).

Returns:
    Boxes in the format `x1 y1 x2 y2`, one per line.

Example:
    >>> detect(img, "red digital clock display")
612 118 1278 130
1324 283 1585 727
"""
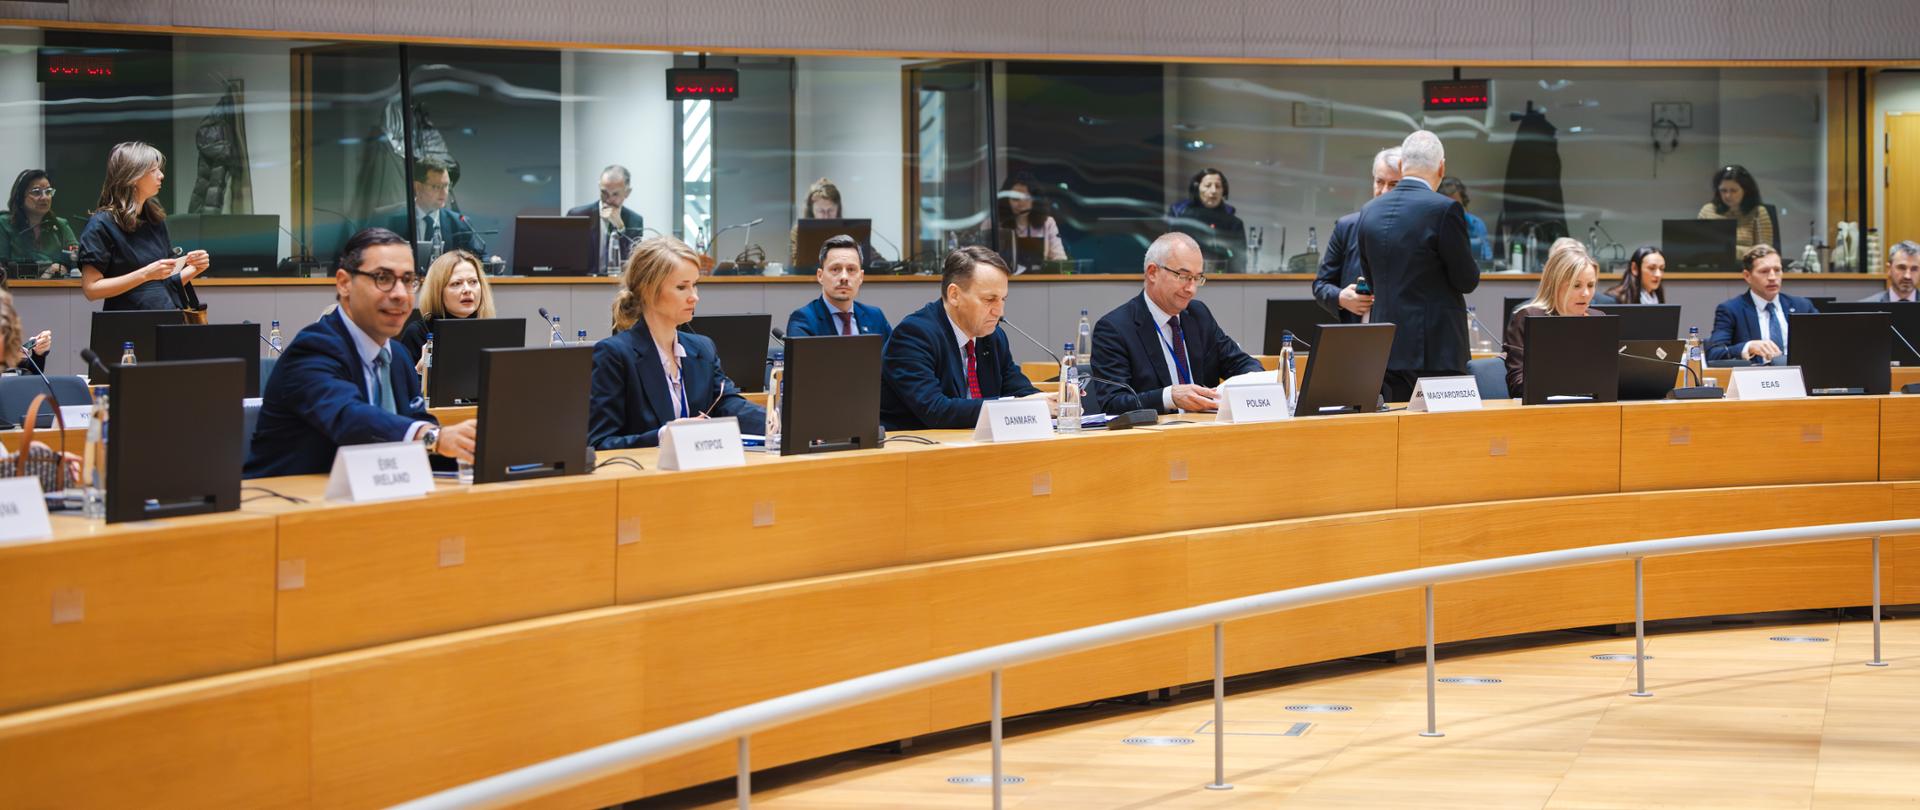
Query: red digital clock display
666 68 740 101
45 55 114 79
1422 78 1490 111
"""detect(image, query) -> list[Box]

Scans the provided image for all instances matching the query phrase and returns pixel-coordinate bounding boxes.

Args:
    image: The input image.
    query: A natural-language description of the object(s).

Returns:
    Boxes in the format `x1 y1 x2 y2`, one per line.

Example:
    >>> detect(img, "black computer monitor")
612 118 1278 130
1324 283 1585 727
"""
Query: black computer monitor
155 322 262 397
1521 314 1620 405
792 218 871 272
473 346 595 484
1262 298 1335 355
427 317 526 404
1789 312 1890 395
173 213 284 277
995 229 1048 274
106 358 243 523
684 314 772 393
88 310 188 384
1294 323 1394 415
780 333 883 456
1819 302 1920 365
1618 339 1686 400
1662 219 1738 273
1806 296 1838 309
1605 303 1682 340
512 215 596 276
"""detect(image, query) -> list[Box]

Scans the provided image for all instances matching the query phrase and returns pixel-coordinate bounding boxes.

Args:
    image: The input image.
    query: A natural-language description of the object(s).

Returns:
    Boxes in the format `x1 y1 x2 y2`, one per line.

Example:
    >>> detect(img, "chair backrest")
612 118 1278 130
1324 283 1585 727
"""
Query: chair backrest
0 374 90 428
1467 356 1509 400
240 400 262 466
260 356 277 389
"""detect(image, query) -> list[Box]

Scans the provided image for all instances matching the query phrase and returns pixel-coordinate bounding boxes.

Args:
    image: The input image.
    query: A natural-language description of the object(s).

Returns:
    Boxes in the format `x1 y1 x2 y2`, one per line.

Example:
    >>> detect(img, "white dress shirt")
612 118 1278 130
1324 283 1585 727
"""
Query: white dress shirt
1750 290 1789 347
1141 292 1190 412
335 310 432 442
824 294 858 335
653 335 691 418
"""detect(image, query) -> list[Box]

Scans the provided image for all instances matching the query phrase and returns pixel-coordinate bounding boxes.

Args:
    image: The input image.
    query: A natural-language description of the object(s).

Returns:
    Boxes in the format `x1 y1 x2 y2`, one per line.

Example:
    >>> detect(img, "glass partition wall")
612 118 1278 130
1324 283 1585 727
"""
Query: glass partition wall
0 25 1868 281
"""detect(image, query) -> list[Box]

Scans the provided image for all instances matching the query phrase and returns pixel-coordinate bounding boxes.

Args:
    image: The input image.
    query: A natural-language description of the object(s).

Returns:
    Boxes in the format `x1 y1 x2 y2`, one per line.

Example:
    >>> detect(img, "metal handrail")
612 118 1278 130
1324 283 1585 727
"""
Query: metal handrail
394 518 1920 809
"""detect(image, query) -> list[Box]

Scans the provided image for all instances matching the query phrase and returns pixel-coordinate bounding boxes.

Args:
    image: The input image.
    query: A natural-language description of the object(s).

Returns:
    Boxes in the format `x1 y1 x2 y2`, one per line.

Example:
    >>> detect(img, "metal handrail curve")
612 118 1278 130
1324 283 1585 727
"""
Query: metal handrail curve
395 518 1920 809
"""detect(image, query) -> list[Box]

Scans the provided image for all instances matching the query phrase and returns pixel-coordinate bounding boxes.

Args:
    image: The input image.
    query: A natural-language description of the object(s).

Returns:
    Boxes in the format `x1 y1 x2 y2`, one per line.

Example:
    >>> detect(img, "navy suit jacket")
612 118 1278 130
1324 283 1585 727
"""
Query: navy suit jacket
565 202 644 274
383 206 487 256
1357 179 1481 373
1707 292 1818 362
245 310 436 478
785 297 892 341
1311 213 1365 323
879 300 1037 430
588 326 765 449
1090 295 1262 414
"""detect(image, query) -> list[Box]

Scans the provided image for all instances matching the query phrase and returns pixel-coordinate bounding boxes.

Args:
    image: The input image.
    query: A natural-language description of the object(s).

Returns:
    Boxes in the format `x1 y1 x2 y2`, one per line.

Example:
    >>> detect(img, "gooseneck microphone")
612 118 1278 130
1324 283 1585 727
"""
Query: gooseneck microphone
770 326 788 343
79 348 112 381
998 316 1157 429
1891 324 1920 394
20 342 62 414
1617 347 1725 400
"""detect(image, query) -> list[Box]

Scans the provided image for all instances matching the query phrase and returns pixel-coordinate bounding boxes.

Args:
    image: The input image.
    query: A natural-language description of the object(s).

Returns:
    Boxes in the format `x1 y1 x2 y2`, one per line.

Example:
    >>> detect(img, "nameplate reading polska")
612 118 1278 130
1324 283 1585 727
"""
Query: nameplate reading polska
1726 366 1806 401
972 399 1054 443
1407 375 1484 412
0 476 54 545
1216 382 1292 423
325 441 435 503
658 416 746 471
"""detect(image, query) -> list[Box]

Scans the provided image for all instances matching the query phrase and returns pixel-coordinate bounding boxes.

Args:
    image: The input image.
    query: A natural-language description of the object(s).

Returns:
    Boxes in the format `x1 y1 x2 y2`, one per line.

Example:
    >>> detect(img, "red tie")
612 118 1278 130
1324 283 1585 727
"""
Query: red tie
837 311 854 336
965 339 982 398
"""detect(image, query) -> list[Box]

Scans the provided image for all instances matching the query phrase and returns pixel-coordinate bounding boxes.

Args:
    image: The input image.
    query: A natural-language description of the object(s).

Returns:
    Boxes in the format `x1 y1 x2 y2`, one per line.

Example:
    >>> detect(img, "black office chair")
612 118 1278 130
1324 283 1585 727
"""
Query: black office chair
0 373 91 429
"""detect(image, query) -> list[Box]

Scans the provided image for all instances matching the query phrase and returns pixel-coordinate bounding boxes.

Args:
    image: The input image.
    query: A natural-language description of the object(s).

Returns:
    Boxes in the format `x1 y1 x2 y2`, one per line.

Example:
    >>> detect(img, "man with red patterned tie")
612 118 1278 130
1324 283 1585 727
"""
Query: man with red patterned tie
880 246 1054 430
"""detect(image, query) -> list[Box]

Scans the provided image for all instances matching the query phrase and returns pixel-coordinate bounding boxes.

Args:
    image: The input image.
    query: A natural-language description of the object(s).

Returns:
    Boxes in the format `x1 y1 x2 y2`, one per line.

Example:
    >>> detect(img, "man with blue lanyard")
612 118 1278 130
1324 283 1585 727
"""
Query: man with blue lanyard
1089 232 1264 414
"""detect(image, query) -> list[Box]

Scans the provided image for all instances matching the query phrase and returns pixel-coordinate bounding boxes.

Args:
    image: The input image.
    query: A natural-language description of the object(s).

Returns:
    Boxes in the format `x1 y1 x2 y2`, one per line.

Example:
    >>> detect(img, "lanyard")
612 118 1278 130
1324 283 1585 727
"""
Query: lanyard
1151 317 1194 385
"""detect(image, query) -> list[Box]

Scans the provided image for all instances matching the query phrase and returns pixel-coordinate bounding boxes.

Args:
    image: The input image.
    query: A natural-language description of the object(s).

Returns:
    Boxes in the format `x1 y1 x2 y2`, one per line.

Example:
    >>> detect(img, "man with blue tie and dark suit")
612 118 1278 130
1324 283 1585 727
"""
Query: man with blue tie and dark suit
1358 130 1481 401
880 246 1054 430
784 234 892 339
383 158 489 258
245 227 477 477
1707 244 1819 363
1313 147 1400 323
1090 232 1263 414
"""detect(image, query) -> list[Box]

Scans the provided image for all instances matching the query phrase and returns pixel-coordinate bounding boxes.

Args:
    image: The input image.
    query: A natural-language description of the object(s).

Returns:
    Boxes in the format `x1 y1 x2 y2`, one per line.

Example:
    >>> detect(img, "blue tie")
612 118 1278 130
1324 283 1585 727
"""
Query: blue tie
1765 301 1787 354
373 346 397 413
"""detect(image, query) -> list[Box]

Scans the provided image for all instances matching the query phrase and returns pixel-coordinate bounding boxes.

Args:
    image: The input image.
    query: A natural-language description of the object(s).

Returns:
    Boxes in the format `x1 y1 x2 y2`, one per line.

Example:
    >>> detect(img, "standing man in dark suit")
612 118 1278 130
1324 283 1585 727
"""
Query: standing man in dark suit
1358 130 1481 401
1090 232 1262 414
1707 245 1819 363
565 164 644 275
384 158 489 258
246 227 476 477
1314 147 1401 323
880 246 1053 430
784 234 892 339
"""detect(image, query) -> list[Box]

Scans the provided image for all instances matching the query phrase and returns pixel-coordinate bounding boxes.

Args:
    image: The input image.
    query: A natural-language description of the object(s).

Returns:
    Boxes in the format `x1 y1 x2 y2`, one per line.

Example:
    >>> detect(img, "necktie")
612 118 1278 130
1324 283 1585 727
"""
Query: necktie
837 311 854 336
965 339 982 399
373 346 397 414
422 213 439 242
1765 301 1787 353
1167 315 1194 385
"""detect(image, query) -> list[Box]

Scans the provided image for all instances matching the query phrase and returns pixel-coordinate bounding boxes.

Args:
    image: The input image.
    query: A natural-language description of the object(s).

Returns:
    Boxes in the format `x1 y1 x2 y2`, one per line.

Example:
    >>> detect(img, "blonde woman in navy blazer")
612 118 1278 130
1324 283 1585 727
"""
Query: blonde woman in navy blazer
589 237 764 450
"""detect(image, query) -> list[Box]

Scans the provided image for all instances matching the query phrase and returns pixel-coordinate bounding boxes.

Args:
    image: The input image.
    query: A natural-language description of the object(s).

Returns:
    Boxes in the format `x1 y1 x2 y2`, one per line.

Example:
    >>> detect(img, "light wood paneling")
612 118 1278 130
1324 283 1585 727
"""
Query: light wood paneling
1424 496 1633 641
0 427 84 455
1621 397 1881 491
1885 481 1920 604
1397 403 1622 507
1154 414 1399 527
1882 395 1920 481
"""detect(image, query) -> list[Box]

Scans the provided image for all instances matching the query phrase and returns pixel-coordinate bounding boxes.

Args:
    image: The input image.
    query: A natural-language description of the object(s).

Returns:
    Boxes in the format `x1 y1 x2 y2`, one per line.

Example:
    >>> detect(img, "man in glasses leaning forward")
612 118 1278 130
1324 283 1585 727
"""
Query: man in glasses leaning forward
1090 231 1263 414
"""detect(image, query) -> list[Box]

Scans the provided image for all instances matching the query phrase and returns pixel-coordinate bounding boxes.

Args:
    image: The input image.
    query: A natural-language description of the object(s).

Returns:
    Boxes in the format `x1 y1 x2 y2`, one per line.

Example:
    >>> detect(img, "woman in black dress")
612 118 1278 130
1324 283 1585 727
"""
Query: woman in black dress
77 142 209 311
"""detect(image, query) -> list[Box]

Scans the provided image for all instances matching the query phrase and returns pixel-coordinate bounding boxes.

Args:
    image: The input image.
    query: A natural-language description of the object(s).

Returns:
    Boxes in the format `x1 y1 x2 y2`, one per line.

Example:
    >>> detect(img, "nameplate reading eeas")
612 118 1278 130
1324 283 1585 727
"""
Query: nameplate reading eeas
1407 375 1484 413
658 416 746 471
0 476 54 545
971 399 1054 443
1726 366 1806 401
324 441 434 503
1216 382 1292 423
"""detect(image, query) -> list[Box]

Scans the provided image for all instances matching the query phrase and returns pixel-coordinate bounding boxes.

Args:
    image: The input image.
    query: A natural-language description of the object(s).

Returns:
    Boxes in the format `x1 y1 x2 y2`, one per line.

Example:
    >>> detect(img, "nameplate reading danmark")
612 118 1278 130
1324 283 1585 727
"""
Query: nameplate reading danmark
325 441 434 503
1216 382 1292 423
972 399 1054 443
0 477 54 545
1407 375 1484 413
1726 366 1806 401
658 416 746 471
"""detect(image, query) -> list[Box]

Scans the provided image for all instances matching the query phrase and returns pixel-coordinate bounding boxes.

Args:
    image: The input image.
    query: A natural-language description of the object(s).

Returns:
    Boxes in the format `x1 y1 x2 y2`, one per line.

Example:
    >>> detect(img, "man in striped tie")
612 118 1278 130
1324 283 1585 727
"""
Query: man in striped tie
880 246 1054 430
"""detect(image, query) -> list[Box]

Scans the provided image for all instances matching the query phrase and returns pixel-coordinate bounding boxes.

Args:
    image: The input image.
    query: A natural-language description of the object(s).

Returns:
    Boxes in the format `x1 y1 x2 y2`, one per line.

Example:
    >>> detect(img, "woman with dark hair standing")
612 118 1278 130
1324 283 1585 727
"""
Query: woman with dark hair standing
76 142 210 310
996 172 1067 264
1168 168 1247 273
1696 165 1776 261
1597 246 1666 305
1 170 77 278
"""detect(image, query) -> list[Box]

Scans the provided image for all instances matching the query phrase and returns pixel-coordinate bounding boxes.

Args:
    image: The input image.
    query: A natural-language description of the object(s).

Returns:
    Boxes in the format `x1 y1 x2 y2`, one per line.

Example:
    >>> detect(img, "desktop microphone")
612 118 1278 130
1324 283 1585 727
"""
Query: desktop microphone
867 230 907 273
770 326 788 343
79 348 112 381
998 316 1157 429
1891 324 1920 394
1617 347 1725 400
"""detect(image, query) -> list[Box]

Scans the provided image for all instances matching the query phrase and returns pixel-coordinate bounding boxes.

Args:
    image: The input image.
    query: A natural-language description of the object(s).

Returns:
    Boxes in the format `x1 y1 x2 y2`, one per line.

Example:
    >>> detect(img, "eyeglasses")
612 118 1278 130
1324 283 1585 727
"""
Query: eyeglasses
1162 266 1207 287
347 267 421 292
26 187 55 199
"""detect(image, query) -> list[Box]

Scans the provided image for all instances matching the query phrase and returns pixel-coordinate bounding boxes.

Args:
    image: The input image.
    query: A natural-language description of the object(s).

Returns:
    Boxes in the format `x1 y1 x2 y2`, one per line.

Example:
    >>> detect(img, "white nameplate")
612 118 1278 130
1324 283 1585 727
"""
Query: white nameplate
971 399 1054 443
0 477 53 545
325 441 434 503
1726 366 1806 401
1216 382 1292 423
658 416 746 471
1407 375 1485 412
58 405 92 428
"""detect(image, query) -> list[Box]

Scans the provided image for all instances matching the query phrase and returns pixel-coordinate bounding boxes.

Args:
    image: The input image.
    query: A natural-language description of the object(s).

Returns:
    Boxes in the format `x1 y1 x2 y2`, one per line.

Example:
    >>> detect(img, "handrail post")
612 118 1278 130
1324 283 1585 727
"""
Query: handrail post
1205 621 1233 790
736 736 750 808
990 669 1004 809
1870 536 1888 667
1631 558 1651 697
1420 584 1443 738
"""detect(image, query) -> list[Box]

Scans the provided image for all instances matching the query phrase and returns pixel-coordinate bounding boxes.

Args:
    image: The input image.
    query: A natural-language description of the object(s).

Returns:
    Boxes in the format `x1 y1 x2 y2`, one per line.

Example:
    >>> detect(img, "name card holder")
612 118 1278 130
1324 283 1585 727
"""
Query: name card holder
658 416 746 471
972 399 1054 443
1726 366 1807 401
1216 382 1292 423
0 476 54 544
325 441 435 503
1407 375 1485 413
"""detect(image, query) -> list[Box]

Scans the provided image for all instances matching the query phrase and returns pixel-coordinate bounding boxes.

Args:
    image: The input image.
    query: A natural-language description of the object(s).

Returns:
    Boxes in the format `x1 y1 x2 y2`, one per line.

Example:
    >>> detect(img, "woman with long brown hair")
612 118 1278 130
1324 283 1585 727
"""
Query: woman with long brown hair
76 142 210 310
1598 246 1666 305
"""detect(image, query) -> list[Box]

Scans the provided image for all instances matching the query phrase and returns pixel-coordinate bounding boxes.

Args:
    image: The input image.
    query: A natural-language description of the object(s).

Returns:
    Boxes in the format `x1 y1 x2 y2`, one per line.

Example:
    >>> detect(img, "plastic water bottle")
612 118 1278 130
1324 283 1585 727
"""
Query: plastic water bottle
765 359 784 454
1306 226 1318 257
429 229 444 261
607 232 623 276
1685 327 1714 388
1058 343 1082 434
82 386 108 519
1075 311 1092 367
547 316 565 346
419 332 434 408
268 320 283 354
1467 306 1498 354
1279 332 1299 415
119 340 136 366
1510 239 1526 274
576 329 588 346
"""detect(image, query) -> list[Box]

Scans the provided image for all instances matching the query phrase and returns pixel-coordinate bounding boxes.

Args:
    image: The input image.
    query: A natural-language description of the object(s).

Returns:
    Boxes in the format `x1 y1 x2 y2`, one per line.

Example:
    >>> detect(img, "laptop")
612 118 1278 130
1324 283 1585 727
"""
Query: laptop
171 214 284 277
512 215 597 276
1521 314 1620 405
683 313 773 393
1294 322 1394 415
1662 219 1738 273
1617 339 1686 400
792 218 872 272
1262 298 1335 355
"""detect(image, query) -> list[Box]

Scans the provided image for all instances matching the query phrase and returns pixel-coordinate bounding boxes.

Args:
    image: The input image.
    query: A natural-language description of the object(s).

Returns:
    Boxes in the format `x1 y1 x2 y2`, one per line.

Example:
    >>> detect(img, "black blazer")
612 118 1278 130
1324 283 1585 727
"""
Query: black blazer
588 326 764 450
245 309 435 478
1357 178 1481 373
566 202 644 274
1089 294 1262 414
879 300 1037 430
1311 212 1364 323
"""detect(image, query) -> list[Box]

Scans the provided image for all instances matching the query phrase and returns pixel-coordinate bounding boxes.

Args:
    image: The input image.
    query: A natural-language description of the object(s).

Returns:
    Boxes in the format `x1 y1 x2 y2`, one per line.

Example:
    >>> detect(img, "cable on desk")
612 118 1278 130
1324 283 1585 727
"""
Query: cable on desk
881 435 940 445
594 456 647 472
1162 419 1197 425
241 486 308 504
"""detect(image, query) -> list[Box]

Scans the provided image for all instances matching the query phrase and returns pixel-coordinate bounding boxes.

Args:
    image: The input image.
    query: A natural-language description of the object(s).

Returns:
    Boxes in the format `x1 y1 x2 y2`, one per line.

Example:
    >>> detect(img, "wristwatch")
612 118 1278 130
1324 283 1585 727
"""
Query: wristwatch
420 426 440 454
